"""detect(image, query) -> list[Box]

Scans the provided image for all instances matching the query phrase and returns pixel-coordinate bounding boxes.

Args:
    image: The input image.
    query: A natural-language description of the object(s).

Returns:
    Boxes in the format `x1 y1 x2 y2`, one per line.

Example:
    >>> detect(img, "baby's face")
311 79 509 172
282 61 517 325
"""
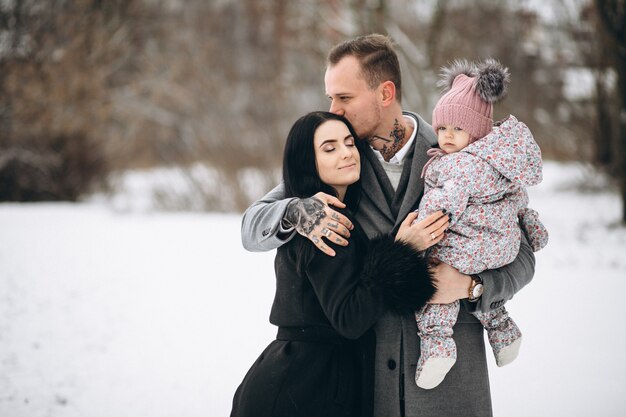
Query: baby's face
436 125 471 153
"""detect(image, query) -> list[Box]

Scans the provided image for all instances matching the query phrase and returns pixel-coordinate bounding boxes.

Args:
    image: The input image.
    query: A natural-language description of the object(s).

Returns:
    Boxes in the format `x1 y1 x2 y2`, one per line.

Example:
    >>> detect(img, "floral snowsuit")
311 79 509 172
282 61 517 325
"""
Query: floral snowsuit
414 115 548 388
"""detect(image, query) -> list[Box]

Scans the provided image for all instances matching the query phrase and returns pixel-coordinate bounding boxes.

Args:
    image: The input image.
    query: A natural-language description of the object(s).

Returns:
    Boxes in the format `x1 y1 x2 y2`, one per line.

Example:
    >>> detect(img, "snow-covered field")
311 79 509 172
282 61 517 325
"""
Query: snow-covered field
1 162 625 417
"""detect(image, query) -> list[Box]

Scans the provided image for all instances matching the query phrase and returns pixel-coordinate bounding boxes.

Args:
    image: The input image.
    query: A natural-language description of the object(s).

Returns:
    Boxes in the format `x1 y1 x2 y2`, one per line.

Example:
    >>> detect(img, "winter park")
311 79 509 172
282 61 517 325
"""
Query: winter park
2 2 626 417
2 161 626 417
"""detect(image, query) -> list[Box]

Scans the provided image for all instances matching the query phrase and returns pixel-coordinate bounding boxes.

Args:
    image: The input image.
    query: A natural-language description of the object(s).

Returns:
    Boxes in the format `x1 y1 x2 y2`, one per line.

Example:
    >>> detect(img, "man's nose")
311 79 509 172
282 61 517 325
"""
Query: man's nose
329 100 344 116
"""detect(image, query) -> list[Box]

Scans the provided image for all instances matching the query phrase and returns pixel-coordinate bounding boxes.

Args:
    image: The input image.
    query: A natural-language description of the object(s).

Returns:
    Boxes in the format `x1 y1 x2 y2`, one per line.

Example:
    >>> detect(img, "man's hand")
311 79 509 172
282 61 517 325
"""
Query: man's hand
429 262 472 304
395 210 449 251
283 192 354 256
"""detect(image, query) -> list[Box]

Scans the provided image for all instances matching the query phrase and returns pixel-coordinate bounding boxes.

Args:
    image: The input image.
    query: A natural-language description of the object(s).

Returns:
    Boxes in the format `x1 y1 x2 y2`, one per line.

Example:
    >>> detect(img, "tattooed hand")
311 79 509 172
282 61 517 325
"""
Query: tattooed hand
283 192 354 256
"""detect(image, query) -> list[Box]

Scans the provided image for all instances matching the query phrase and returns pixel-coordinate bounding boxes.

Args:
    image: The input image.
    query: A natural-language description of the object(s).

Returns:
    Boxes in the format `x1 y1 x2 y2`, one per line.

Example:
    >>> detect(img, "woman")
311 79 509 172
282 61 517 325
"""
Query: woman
230 112 436 417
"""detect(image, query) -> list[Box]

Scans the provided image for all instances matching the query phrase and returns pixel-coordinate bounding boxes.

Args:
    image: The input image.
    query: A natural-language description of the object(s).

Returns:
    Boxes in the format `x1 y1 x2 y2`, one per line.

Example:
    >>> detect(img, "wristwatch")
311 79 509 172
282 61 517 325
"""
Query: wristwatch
468 274 483 302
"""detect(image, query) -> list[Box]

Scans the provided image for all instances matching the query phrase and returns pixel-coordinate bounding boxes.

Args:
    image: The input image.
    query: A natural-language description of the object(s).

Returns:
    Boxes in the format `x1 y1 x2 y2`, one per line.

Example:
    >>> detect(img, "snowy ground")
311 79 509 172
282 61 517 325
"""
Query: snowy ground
1 162 625 417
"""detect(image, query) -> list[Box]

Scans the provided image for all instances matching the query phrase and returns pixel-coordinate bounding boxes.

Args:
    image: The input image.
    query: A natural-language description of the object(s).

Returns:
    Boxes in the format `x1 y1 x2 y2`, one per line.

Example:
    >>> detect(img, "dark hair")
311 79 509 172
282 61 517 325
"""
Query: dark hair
282 111 364 274
283 111 363 209
327 33 402 103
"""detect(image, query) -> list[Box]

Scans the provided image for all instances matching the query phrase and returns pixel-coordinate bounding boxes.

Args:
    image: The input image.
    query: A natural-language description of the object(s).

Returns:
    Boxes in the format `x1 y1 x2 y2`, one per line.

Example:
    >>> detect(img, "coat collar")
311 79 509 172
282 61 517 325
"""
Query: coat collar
394 123 433 229
360 145 395 223
359 111 437 227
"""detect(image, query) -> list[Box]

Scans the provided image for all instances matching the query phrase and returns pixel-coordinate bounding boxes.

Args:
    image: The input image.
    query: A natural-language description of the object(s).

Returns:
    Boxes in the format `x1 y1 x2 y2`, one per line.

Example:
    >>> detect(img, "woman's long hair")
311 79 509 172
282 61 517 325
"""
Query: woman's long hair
283 111 363 208
282 111 365 274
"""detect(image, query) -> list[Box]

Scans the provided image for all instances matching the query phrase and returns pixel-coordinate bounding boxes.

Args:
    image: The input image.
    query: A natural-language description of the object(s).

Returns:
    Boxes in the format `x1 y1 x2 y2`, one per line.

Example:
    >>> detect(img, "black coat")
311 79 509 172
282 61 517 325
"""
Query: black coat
231 211 434 417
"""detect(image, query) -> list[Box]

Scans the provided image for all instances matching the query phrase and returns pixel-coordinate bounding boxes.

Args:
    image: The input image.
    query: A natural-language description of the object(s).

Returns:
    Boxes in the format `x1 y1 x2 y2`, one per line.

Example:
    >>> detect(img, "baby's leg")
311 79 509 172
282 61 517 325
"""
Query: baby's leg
472 306 522 367
414 301 459 389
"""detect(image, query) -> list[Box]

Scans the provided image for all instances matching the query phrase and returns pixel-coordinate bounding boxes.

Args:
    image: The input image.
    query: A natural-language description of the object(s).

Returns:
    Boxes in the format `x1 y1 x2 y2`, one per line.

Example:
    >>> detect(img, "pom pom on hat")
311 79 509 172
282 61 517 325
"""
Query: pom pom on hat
436 59 477 92
475 58 510 103
432 58 510 142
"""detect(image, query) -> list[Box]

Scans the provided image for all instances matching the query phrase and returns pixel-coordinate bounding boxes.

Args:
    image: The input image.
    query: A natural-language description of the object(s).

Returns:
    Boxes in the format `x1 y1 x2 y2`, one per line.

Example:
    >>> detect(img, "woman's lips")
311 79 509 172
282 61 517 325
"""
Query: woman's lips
339 163 357 169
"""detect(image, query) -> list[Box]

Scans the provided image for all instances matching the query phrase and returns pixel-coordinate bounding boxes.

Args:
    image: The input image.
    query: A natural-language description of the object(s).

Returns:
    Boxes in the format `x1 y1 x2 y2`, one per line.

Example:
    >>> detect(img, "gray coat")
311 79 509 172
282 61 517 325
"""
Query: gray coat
241 112 536 417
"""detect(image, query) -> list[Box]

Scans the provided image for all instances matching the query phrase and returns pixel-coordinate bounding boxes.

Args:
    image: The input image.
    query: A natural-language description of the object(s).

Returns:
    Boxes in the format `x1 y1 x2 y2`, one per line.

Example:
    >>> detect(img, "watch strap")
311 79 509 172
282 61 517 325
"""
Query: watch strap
468 274 483 302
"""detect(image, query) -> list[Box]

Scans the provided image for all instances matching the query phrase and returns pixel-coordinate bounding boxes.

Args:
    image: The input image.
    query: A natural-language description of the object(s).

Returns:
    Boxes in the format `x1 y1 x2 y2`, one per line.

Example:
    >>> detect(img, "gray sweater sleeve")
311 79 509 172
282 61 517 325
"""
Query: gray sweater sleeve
472 231 536 313
240 182 298 252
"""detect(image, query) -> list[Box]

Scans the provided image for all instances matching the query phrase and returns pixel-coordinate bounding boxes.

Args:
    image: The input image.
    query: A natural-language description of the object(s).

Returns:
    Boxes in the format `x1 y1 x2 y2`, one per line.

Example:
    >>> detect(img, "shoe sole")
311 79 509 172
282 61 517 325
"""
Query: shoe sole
495 336 522 367
415 357 456 389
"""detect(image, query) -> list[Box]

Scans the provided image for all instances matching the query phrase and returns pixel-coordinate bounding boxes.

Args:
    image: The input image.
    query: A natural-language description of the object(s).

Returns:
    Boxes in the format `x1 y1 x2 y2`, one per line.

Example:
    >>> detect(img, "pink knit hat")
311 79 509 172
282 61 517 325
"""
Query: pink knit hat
432 59 510 142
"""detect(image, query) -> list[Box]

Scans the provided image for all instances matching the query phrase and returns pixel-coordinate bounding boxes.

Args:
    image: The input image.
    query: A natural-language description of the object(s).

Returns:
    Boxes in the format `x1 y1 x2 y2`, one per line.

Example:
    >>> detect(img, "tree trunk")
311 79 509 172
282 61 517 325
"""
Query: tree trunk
595 0 626 223
618 57 626 223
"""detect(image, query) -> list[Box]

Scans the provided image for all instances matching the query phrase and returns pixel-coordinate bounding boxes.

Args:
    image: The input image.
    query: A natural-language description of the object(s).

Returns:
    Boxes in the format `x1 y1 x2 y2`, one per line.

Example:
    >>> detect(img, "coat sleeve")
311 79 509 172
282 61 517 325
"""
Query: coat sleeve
306 234 435 339
240 182 298 252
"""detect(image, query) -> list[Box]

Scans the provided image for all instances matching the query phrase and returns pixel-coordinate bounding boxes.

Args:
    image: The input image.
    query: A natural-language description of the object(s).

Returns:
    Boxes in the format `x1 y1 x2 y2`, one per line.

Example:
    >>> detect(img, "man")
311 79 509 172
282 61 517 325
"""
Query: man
241 34 535 416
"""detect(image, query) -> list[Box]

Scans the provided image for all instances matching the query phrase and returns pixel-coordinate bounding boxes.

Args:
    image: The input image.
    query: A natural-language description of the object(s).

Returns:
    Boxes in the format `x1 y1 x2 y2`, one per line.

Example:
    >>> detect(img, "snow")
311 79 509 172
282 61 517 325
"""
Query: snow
1 161 625 417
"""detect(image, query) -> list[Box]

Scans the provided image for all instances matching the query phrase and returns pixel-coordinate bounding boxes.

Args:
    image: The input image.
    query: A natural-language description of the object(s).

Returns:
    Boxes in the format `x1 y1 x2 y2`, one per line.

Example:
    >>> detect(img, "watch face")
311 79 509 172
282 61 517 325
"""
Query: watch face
473 284 484 298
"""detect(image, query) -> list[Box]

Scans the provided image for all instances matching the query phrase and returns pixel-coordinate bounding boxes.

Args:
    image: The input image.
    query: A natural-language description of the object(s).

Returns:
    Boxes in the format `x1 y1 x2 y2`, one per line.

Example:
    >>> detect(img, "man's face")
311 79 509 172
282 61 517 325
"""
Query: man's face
324 56 382 140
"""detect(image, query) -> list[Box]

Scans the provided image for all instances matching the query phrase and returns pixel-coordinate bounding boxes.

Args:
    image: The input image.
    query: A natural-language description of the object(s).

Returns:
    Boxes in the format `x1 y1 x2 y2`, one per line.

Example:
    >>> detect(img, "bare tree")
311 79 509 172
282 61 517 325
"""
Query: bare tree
0 0 147 201
1 0 620 215
111 0 340 212
594 0 626 222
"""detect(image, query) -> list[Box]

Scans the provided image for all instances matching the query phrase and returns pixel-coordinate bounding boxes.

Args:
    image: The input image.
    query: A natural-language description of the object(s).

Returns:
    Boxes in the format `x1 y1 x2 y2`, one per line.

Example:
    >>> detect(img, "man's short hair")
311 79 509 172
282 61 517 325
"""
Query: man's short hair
327 33 402 103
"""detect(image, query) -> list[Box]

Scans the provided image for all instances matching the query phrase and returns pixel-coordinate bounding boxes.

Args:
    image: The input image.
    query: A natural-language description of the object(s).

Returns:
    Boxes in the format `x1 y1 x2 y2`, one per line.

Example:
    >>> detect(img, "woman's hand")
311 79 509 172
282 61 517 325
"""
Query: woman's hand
395 210 449 251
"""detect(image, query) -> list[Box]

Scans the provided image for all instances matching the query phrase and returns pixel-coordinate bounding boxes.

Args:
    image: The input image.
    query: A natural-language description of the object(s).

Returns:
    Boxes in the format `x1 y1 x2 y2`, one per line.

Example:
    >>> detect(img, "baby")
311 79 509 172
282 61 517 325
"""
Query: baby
414 59 548 389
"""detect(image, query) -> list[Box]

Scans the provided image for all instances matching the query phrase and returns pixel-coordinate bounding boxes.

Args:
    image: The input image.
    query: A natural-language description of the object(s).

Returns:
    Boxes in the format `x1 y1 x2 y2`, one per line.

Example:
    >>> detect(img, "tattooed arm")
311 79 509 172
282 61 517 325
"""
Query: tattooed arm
241 183 354 256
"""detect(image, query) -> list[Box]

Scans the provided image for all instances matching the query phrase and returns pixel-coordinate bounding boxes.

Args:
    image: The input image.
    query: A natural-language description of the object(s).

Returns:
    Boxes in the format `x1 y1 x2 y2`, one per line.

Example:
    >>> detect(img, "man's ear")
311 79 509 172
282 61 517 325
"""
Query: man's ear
380 81 396 107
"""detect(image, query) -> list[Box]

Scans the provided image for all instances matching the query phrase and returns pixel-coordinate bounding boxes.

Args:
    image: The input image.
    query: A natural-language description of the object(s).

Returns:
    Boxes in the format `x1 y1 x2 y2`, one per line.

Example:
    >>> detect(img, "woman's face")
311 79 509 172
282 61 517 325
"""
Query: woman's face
313 119 360 199
325 56 383 140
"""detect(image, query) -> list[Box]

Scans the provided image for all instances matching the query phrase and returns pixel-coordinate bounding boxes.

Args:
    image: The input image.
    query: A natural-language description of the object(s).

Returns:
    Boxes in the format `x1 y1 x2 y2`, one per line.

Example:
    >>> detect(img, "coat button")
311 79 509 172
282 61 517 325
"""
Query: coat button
387 359 396 370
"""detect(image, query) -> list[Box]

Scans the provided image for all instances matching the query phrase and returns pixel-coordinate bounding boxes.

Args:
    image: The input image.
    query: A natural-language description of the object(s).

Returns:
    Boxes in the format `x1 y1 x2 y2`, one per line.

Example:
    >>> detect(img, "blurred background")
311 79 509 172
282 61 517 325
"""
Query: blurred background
1 0 625 218
2 1 626 417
